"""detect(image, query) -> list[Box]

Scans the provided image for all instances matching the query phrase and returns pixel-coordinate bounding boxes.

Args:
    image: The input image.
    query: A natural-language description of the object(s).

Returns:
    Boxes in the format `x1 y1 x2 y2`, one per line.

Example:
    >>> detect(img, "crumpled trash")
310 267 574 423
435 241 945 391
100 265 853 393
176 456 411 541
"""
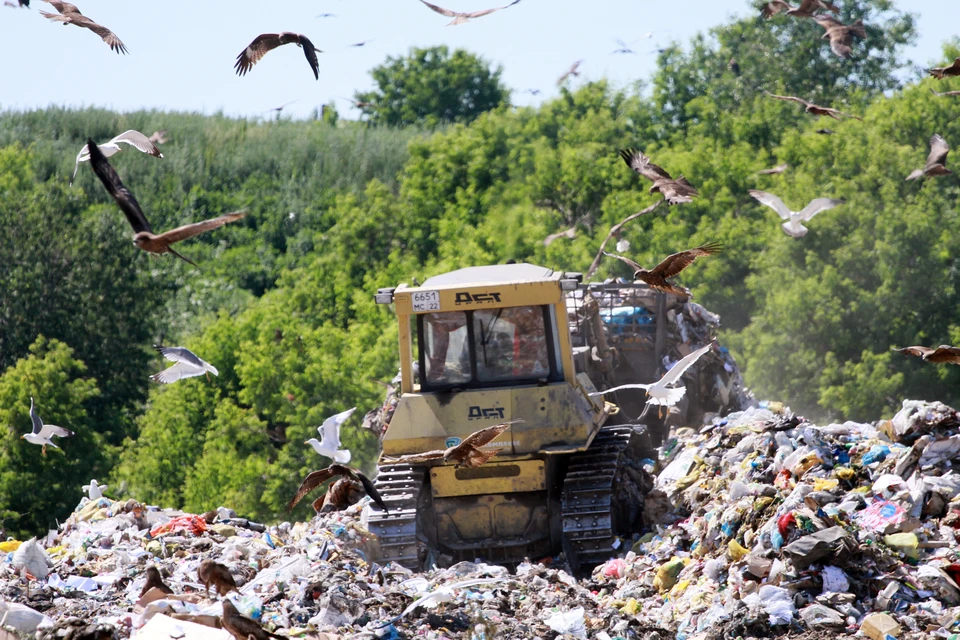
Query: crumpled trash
0 600 54 633
544 606 586 639
149 514 207 538
12 537 52 579
782 526 856 570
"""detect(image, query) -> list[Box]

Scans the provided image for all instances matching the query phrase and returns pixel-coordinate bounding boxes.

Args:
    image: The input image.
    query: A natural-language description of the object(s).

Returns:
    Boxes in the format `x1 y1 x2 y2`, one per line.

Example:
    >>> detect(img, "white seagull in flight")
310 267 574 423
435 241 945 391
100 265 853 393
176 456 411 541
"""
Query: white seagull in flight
150 345 219 383
590 342 714 408
22 397 74 456
71 130 164 185
748 190 844 238
305 407 355 464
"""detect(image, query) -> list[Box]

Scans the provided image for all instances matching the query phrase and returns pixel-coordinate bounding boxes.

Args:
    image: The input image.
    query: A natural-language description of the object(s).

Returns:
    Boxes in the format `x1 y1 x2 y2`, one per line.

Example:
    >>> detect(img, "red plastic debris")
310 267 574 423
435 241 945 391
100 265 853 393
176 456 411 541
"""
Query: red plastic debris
149 514 208 538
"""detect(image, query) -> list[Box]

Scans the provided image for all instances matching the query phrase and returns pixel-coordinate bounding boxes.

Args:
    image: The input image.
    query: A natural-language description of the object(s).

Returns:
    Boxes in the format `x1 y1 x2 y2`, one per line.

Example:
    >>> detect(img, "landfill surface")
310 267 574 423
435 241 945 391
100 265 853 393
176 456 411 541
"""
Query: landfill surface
4 399 960 639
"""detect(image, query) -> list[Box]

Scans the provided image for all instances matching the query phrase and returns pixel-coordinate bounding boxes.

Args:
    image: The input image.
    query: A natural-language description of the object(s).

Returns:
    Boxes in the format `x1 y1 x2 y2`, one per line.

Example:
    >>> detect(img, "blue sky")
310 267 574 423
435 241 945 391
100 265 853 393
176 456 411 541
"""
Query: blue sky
0 0 954 120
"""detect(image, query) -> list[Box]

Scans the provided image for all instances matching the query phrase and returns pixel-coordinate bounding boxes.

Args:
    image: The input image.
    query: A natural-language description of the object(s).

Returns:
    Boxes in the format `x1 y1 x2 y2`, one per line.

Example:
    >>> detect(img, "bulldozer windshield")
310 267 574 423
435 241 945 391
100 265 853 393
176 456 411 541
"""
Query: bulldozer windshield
419 305 558 390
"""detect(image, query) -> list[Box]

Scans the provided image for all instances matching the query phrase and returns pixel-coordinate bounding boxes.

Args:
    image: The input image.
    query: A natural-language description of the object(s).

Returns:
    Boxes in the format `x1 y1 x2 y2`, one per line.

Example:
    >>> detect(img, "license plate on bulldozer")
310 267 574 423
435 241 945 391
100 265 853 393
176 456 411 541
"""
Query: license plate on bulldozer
411 290 440 312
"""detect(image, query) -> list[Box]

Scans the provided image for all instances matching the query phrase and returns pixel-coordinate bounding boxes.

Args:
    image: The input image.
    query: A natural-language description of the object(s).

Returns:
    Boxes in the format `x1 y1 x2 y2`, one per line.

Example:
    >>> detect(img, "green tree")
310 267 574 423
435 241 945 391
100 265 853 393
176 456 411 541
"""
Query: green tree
0 337 104 538
354 46 509 127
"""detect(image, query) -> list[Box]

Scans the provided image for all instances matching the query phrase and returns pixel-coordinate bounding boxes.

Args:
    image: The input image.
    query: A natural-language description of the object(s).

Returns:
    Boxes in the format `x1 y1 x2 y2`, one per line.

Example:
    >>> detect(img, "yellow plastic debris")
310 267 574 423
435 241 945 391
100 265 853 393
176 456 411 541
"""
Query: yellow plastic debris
0 540 21 553
884 532 919 560
669 579 691 598
836 467 856 480
619 598 640 615
654 558 686 593
814 478 840 491
728 539 749 561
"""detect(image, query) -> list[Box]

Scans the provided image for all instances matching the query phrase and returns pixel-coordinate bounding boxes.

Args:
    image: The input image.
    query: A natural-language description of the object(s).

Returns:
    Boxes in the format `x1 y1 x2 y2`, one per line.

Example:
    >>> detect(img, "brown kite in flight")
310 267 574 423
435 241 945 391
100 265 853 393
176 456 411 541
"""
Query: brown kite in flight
604 243 722 297
235 33 322 80
418 0 521 26
929 58 960 80
761 0 839 18
40 0 127 54
765 91 862 120
286 464 388 513
382 421 518 469
87 138 245 267
896 345 960 365
813 16 866 59
906 134 951 181
619 148 699 205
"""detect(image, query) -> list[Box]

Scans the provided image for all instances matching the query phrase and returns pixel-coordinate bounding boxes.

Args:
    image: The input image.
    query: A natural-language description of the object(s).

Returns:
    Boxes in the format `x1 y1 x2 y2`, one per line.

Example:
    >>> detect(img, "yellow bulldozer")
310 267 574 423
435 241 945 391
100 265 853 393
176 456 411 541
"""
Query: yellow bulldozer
364 263 746 573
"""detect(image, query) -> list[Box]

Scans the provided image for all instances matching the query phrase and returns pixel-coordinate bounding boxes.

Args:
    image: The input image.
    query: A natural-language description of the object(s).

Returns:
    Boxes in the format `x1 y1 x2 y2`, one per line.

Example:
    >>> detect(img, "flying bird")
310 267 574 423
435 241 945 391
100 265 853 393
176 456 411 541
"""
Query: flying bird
585 200 663 279
931 88 960 97
235 33 322 80
264 99 298 114
197 560 238 597
22 397 74 456
305 407 355 464
895 345 960 365
71 130 163 185
543 226 577 247
382 421 519 469
286 464 388 513
82 479 107 500
590 342 715 409
557 60 583 85
813 16 866 58
150 345 219 384
906 134 951 181
815 128 835 135
87 137 245 267
929 58 960 80
338 96 373 109
619 148 699 205
604 242 722 297
147 130 168 145
761 0 839 18
221 598 286 640
347 39 373 47
4 1 29 7
316 13 336 18
764 92 862 120
613 39 636 55
525 88 542 96
748 190 844 238
40 1 126 54
417 0 521 26
758 163 789 175
140 566 173 598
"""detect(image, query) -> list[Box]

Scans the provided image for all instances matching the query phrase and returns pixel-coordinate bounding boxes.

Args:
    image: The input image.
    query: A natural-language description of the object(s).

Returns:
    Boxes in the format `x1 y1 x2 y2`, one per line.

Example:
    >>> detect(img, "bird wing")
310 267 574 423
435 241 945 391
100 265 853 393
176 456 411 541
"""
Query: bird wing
603 251 645 274
353 469 389 511
286 468 336 511
748 189 792 220
38 424 73 439
297 34 321 80
656 342 714 388
758 163 787 175
929 346 960 363
543 226 576 247
798 198 844 221
71 145 86 183
619 148 672 182
463 0 522 18
764 92 811 108
418 0 457 17
150 361 206 384
657 178 698 204
319 407 357 447
589 383 651 396
925 134 950 170
895 346 933 358
110 130 163 158
585 200 663 279
77 17 127 54
649 242 722 279
86 137 153 234
154 211 245 245
381 451 446 464
813 15 843 30
44 0 79 14
154 345 204 367
761 1 790 17
29 398 43 435
458 422 513 450
235 34 283 76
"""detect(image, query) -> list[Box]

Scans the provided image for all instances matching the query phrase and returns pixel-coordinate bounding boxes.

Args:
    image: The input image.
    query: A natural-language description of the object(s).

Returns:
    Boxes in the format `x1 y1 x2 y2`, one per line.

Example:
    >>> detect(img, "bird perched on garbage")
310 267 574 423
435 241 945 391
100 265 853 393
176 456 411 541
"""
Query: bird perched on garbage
590 342 715 411
764 92 862 120
305 407 355 463
87 138 246 267
417 0 521 26
286 464 388 512
813 15 866 59
83 479 107 500
150 345 219 383
748 190 844 238
70 130 163 185
375 578 507 628
905 135 951 181
221 598 285 640
895 344 960 365
40 1 127 55
140 566 173 597
235 33 322 80
22 397 74 456
930 58 960 79
12 538 52 580
197 560 239 597
382 421 520 469
619 148 699 205
604 242 722 297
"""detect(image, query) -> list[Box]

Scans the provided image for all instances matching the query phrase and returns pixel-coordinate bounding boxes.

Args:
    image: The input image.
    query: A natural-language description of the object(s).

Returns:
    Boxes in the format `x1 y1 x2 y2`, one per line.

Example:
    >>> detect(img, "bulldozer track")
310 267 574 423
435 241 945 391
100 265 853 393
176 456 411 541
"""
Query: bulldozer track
367 463 425 570
561 425 643 573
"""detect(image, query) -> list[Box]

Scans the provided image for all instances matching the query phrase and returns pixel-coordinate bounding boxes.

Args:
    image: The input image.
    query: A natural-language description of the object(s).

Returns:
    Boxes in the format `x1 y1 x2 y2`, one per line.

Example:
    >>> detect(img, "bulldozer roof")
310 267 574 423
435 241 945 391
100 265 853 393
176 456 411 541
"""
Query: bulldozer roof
420 263 558 287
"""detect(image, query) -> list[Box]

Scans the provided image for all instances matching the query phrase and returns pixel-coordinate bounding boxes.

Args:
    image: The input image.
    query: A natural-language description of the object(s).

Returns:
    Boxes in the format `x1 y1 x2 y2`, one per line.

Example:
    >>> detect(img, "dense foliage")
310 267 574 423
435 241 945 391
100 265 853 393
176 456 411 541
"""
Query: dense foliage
2 0 958 535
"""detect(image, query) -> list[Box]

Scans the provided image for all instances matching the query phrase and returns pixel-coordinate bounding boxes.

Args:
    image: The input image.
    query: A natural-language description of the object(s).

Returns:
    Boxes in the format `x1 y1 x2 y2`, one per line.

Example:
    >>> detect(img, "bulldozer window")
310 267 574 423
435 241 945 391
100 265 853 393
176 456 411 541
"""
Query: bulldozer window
474 306 550 382
422 312 472 386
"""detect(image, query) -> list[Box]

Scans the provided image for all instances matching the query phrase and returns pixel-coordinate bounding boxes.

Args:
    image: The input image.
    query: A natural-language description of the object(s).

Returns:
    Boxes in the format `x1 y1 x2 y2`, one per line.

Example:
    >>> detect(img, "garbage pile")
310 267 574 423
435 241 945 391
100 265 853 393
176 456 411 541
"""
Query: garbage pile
5 399 960 639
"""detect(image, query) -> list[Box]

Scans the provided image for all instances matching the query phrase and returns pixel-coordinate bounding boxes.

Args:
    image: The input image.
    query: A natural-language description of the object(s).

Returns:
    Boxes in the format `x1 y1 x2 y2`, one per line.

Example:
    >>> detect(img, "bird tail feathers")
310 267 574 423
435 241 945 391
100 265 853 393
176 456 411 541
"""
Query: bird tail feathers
647 386 687 407
782 221 808 238
334 449 352 464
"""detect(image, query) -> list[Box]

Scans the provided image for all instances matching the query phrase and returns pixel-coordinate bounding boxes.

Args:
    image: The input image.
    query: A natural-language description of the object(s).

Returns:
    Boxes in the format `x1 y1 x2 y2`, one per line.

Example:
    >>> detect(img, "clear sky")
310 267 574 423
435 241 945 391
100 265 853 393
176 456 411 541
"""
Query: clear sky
0 0 955 121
